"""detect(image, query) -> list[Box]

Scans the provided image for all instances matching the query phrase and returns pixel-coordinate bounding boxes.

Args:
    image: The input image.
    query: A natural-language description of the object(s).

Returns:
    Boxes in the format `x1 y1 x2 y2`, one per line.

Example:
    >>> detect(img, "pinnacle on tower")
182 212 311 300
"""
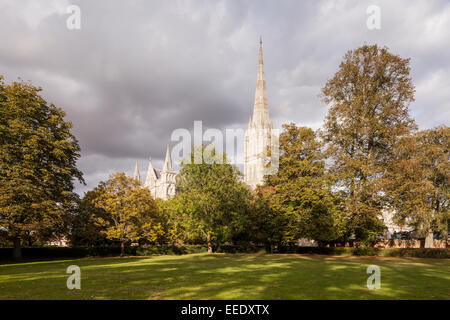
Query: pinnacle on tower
133 160 140 182
252 37 271 128
162 144 173 172
144 156 157 187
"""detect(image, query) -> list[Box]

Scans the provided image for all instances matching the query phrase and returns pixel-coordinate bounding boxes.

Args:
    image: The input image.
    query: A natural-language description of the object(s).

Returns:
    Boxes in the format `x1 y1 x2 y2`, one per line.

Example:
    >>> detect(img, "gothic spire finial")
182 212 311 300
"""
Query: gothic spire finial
133 160 140 182
258 37 263 65
144 156 157 187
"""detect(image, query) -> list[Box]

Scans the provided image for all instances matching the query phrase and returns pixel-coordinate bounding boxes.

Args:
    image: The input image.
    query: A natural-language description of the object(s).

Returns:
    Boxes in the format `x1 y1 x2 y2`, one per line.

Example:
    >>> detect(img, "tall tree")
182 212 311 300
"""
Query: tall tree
264 124 345 245
175 145 252 253
251 186 295 251
158 197 191 245
67 193 110 247
384 126 449 247
321 44 416 243
0 76 84 259
88 173 163 256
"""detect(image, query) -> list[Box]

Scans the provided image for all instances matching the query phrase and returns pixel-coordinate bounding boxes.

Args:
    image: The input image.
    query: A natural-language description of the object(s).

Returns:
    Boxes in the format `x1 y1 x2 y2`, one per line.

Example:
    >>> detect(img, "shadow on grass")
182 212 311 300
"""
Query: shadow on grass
0 253 448 300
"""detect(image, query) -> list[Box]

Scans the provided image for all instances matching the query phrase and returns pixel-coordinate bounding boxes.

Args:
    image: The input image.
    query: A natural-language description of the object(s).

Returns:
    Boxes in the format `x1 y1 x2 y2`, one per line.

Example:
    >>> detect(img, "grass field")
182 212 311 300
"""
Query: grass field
0 253 449 299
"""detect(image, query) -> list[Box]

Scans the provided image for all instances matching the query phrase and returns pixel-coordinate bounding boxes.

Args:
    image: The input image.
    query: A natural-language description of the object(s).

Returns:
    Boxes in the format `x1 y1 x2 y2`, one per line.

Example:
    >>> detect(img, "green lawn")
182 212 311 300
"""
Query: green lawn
0 253 448 299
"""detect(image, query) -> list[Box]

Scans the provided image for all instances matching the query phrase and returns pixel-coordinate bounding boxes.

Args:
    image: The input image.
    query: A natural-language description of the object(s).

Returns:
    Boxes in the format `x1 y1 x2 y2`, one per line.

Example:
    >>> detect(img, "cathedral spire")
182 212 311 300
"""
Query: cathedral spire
252 37 270 128
162 144 173 172
244 38 274 190
133 160 140 182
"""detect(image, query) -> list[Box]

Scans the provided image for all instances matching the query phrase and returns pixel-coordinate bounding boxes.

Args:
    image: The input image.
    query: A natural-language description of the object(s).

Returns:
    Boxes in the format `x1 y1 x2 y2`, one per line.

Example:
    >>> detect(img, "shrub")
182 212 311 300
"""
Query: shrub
275 246 352 255
214 245 265 253
352 247 380 256
382 248 449 259
135 245 206 256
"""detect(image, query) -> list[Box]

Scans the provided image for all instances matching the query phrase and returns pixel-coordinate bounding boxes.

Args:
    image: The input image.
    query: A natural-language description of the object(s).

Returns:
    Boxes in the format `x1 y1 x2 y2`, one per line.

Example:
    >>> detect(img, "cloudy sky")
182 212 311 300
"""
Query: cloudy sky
1 0 449 195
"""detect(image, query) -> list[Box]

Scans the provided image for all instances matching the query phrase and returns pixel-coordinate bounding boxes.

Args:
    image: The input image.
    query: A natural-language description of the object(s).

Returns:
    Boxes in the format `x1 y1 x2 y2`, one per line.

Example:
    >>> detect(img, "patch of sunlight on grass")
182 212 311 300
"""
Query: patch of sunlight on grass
325 286 341 292
248 262 291 269
159 267 178 272
0 259 80 268
328 265 351 271
84 260 144 267
0 274 67 283
215 285 267 300
214 267 252 273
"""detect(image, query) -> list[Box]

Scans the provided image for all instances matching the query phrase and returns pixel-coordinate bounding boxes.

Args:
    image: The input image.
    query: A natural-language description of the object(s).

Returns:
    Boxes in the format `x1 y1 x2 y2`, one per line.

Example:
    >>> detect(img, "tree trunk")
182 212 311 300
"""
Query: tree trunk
424 231 434 248
207 233 213 254
13 237 22 260
120 241 125 257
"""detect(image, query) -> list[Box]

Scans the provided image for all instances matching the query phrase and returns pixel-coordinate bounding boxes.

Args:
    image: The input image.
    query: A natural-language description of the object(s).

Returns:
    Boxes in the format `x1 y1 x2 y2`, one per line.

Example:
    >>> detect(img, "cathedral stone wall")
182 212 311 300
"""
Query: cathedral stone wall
134 144 177 200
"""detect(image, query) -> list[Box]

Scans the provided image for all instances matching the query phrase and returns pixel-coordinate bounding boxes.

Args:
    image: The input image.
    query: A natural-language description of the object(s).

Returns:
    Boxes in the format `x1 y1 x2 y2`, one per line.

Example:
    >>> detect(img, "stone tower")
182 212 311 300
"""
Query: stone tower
140 144 177 200
244 38 274 189
158 143 177 200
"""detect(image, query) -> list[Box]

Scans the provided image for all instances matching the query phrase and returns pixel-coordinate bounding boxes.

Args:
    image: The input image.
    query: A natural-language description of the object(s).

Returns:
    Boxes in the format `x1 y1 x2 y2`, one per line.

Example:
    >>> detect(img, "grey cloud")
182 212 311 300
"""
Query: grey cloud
1 0 449 195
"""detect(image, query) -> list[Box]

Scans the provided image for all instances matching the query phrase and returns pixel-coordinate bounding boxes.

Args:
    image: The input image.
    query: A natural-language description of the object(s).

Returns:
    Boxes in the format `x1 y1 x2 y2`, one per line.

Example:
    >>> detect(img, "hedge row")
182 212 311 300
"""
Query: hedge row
274 246 449 258
0 245 448 261
0 245 207 261
214 245 266 253
380 248 450 259
274 246 353 255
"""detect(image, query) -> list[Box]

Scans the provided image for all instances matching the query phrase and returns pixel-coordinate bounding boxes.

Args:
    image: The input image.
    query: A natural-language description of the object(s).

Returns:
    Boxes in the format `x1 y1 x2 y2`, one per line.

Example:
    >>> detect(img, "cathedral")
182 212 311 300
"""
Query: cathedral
133 144 177 200
133 38 274 199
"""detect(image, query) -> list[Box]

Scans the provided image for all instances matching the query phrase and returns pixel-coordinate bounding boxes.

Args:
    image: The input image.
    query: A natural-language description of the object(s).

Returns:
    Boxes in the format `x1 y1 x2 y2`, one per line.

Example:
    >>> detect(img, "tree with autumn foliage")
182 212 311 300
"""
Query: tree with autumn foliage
384 126 449 247
321 44 417 243
87 172 163 256
263 124 346 246
0 76 84 259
